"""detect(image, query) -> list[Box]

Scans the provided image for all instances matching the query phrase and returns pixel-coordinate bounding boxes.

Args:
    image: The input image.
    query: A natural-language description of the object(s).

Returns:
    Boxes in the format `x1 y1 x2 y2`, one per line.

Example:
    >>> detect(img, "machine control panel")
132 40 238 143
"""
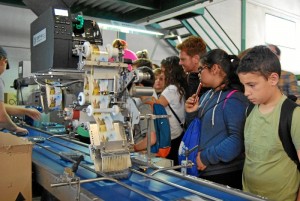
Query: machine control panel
53 8 72 39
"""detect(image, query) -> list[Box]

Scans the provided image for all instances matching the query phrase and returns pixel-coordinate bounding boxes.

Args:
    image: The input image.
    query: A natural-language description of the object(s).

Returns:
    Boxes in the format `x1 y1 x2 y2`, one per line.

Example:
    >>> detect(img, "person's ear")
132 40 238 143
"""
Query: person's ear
211 64 221 74
192 55 200 64
268 72 280 86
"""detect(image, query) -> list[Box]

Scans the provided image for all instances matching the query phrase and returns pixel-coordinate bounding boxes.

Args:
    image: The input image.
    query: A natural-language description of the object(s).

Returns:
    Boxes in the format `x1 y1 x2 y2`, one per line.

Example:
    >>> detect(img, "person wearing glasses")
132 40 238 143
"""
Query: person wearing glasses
0 46 40 134
185 49 248 189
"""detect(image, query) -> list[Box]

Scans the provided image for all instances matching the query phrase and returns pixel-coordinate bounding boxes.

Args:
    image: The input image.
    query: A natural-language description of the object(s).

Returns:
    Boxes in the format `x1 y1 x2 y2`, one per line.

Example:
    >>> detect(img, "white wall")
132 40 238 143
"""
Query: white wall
203 0 242 52
101 29 175 65
246 0 300 74
206 0 300 74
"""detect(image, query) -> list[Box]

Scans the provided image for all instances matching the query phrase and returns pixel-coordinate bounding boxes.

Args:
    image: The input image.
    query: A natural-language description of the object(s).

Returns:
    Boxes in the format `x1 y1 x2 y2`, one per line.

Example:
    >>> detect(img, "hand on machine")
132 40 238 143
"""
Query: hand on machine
14 127 29 136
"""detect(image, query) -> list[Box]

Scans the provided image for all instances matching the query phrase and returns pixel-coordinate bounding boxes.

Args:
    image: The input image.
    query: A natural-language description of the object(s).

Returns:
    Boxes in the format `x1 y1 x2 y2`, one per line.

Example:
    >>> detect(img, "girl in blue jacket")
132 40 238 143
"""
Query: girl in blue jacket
185 49 248 189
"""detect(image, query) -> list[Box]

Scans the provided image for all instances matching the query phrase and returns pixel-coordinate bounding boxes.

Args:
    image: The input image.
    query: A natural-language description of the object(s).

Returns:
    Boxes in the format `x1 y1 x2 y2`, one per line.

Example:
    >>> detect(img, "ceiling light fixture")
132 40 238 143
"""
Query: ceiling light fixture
97 20 164 36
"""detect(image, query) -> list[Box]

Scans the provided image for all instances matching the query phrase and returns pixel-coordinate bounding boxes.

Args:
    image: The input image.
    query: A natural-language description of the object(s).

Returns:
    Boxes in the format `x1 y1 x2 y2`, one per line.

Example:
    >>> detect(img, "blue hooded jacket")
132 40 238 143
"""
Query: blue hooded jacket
186 89 248 176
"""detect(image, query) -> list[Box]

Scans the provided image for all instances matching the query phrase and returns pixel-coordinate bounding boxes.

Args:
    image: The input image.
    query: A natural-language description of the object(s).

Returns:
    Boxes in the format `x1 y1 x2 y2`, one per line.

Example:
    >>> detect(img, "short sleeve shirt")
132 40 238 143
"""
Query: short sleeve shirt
243 95 300 201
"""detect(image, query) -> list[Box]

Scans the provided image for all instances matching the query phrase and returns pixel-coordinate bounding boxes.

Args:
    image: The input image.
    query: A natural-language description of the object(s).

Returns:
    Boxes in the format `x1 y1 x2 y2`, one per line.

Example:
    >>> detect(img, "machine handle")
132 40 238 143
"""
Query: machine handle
71 155 84 173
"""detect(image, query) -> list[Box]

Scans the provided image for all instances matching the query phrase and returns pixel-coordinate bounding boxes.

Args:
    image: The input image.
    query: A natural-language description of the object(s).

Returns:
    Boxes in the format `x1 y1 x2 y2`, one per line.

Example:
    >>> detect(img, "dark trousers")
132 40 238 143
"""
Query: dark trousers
201 169 243 190
167 134 183 166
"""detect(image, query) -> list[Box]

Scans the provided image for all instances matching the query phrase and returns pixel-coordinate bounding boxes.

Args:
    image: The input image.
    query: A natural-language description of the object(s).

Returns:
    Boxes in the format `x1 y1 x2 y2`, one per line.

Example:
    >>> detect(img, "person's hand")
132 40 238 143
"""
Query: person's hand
185 94 199 113
14 126 29 135
196 151 207 171
26 108 41 120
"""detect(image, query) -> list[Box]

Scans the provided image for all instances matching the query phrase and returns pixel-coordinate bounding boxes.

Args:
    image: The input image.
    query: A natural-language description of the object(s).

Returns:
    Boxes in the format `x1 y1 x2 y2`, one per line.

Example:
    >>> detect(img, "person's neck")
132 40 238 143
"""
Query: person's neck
189 70 198 74
213 80 226 92
259 89 283 114
190 64 200 73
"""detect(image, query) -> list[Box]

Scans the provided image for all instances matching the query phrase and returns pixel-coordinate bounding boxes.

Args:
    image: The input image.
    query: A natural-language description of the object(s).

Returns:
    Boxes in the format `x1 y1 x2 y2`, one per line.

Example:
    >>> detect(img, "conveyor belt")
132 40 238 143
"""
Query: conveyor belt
6 126 267 201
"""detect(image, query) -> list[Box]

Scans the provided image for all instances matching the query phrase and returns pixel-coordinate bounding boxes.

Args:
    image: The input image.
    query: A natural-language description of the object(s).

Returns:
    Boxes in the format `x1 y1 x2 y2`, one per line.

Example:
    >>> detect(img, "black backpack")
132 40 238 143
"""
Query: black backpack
247 98 300 170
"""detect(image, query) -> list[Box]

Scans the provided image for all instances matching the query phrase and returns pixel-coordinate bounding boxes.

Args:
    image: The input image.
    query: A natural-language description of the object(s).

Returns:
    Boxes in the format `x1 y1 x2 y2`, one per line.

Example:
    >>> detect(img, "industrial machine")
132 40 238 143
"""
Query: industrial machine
30 7 102 73
7 1 267 200
4 126 267 201
29 4 161 179
8 42 267 200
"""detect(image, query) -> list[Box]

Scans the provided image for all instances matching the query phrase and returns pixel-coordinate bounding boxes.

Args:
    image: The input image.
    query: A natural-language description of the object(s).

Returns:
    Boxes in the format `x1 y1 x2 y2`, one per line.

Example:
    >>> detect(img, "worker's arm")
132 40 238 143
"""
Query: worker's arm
0 102 18 131
5 104 41 120
0 102 28 133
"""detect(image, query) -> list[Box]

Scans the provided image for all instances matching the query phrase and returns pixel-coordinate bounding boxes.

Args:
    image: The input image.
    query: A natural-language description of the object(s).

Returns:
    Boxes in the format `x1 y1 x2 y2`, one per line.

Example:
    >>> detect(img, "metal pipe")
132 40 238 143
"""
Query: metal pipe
51 177 117 187
46 139 90 156
51 177 159 201
149 164 193 176
160 170 267 201
241 0 247 51
147 117 152 166
131 169 221 201
140 114 170 166
35 143 159 201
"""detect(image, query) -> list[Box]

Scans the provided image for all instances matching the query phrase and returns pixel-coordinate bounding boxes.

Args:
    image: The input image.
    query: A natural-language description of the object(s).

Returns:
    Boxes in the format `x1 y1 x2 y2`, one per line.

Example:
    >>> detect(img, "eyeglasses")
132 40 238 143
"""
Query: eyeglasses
198 65 208 73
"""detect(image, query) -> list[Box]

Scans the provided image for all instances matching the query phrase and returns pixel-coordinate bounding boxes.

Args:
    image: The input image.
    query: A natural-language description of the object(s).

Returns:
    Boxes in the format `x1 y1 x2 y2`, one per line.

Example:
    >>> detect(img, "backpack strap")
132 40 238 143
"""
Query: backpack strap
279 98 299 170
222 90 238 109
168 104 185 129
246 103 255 117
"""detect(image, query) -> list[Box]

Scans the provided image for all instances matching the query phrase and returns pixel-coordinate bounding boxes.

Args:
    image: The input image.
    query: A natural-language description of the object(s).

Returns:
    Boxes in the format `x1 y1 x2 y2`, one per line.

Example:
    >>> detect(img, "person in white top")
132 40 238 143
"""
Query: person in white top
156 56 188 165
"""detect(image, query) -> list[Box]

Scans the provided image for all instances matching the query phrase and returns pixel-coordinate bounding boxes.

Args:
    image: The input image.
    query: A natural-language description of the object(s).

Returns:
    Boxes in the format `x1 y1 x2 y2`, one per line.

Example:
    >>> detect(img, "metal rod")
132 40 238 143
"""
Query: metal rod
149 164 192 176
25 124 89 148
140 114 170 167
131 169 221 201
51 177 118 187
46 138 90 156
51 177 159 201
147 118 152 166
35 143 158 201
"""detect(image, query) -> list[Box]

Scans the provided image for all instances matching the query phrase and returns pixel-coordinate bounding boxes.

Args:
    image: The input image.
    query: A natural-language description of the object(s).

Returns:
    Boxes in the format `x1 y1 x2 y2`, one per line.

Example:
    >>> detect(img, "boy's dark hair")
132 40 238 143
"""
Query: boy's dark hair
136 66 155 87
237 45 281 79
200 49 244 92
268 44 281 56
